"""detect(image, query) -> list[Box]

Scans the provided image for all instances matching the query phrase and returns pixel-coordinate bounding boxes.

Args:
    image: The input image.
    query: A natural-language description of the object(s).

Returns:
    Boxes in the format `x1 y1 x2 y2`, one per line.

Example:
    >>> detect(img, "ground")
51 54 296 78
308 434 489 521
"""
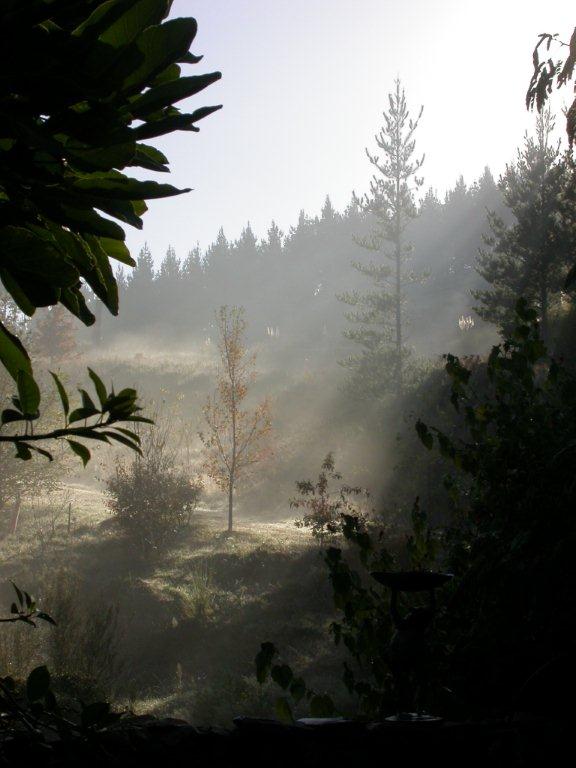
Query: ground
0 484 352 727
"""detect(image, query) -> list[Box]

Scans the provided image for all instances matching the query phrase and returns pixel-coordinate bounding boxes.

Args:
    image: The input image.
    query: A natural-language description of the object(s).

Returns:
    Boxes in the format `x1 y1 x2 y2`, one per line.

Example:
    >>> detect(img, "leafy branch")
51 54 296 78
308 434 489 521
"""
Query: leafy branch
255 642 335 723
0 367 151 464
0 583 55 627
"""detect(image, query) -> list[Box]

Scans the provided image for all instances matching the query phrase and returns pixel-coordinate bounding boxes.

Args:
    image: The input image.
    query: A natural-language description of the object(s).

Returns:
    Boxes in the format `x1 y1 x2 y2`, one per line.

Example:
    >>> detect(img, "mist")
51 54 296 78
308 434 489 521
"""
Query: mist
1 3 576 764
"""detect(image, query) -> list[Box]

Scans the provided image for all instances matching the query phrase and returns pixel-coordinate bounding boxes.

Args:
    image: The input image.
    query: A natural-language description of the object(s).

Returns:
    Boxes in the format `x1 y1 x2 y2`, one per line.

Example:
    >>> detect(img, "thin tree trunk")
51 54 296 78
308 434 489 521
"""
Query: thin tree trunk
396 242 402 393
228 472 234 532
10 490 21 535
395 173 403 395
540 275 549 344
229 397 237 532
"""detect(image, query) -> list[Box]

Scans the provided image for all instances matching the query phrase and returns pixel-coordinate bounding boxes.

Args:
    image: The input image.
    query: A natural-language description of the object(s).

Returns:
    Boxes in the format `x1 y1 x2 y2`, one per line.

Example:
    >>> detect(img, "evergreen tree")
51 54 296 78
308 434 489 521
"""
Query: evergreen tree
233 224 259 305
182 245 207 332
130 244 156 289
419 187 442 216
156 246 183 328
158 245 181 283
472 166 498 203
123 244 156 331
182 245 204 282
116 266 129 296
204 228 232 310
259 222 285 337
445 175 467 206
321 195 337 222
339 78 424 396
283 210 319 345
473 111 575 340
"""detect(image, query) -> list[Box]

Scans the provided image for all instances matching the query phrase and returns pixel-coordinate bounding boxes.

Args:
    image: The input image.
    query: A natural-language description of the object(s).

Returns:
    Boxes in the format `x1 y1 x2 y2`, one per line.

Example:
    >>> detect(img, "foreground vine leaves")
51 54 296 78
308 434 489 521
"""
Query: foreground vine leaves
0 0 222 462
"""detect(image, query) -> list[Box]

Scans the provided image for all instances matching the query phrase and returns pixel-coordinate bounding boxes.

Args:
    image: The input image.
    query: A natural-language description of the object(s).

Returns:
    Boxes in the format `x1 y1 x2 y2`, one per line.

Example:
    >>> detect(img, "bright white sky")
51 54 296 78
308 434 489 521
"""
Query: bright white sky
126 0 574 263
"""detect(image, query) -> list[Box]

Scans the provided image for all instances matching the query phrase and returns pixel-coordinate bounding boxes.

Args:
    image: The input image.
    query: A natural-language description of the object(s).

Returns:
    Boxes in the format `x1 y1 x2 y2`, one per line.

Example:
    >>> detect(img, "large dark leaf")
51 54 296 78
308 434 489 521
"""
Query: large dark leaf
71 175 188 200
130 72 221 118
0 320 32 381
132 106 221 140
122 17 198 92
98 237 136 267
53 206 127 240
17 370 41 416
130 143 169 173
66 142 137 173
99 0 171 48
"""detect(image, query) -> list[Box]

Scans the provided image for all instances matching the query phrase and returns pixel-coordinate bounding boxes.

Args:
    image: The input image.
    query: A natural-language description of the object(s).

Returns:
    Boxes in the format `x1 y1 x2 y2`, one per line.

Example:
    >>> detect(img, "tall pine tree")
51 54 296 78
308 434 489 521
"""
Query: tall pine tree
339 78 424 396
473 111 575 340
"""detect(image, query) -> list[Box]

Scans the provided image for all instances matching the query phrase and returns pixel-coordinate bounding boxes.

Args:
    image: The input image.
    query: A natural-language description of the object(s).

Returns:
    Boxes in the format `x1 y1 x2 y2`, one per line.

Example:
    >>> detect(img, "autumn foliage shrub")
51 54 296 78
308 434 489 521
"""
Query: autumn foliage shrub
291 453 369 543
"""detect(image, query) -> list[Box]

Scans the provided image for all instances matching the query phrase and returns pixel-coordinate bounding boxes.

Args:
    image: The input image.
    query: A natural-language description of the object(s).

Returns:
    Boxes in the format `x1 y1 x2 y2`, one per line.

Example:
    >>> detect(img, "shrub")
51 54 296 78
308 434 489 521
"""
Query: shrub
106 419 202 555
0 571 121 702
416 300 576 712
45 571 122 701
291 453 368 543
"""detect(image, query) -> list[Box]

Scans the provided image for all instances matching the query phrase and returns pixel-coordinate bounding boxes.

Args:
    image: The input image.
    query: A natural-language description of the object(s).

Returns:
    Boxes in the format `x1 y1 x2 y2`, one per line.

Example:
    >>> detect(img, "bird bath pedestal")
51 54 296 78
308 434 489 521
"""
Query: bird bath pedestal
371 570 453 725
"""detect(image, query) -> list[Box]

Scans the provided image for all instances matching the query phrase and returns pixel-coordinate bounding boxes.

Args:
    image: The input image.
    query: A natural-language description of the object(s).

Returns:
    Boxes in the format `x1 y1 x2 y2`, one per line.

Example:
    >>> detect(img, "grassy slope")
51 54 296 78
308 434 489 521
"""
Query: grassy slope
0 340 380 725
0 486 352 727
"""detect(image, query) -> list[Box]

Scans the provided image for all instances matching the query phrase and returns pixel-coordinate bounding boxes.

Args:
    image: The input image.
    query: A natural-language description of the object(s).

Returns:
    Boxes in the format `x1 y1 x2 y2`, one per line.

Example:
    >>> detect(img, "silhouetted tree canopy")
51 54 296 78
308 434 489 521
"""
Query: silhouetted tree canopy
0 0 221 459
474 111 576 340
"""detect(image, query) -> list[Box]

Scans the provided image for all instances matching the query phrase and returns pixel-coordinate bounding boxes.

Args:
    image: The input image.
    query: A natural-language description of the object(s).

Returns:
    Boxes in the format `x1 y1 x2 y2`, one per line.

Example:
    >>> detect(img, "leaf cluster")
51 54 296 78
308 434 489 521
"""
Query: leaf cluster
254 642 335 723
527 27 576 147
0 582 56 628
291 453 368 543
0 0 221 458
0 366 151 463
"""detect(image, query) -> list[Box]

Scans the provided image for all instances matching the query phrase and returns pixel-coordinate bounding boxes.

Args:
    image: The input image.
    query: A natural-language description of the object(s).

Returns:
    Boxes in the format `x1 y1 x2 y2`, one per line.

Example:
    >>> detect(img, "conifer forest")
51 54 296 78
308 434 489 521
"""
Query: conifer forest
0 2 575 766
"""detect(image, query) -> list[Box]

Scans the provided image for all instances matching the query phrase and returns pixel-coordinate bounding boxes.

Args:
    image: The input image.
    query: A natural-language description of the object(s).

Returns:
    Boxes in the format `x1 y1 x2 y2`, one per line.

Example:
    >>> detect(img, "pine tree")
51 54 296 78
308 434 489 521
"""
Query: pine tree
204 228 231 308
339 78 424 396
419 187 442 216
156 246 183 329
473 111 575 340
445 175 467 206
473 166 498 202
259 222 284 337
131 243 156 286
158 245 181 283
116 266 129 296
182 245 204 281
321 195 337 222
123 243 156 331
181 244 207 332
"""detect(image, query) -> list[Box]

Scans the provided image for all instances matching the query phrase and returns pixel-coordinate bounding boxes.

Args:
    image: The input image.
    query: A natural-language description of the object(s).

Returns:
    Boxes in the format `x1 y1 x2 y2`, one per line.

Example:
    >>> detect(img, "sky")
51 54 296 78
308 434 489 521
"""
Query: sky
126 0 574 263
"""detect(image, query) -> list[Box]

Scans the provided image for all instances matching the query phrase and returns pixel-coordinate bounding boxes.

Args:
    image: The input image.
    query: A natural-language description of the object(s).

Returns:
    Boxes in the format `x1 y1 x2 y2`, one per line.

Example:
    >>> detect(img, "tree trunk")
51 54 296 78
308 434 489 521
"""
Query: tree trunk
395 242 402 393
228 474 234 533
10 490 22 535
395 172 403 395
540 277 549 344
